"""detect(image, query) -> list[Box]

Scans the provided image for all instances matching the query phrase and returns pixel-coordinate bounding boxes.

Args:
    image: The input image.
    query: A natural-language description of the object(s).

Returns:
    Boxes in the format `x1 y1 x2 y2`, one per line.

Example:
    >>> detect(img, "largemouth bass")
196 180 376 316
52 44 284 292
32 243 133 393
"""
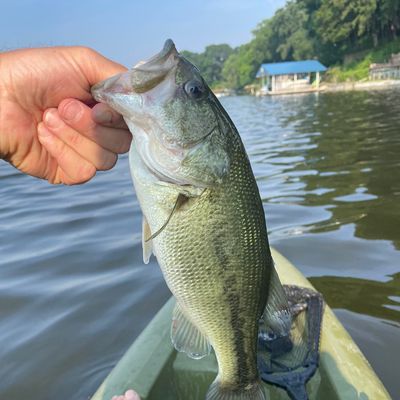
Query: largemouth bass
92 40 287 400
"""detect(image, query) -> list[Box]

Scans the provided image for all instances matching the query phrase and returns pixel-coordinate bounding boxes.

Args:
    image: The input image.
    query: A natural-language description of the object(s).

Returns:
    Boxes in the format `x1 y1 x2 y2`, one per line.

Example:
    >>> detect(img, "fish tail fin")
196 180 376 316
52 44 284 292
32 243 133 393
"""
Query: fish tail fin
206 378 266 400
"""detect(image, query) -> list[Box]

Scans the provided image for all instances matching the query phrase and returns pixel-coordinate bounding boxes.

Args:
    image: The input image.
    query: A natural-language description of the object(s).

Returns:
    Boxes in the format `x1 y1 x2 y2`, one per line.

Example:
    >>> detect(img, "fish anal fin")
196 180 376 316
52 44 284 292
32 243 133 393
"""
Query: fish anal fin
171 302 211 360
142 216 153 264
261 264 292 338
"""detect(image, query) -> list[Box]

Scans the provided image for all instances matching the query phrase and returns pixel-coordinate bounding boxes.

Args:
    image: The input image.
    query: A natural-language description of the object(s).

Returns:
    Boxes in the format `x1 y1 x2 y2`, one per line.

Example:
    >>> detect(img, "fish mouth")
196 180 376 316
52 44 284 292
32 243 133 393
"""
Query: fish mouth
92 39 179 102
130 39 179 93
142 39 178 68
91 72 132 101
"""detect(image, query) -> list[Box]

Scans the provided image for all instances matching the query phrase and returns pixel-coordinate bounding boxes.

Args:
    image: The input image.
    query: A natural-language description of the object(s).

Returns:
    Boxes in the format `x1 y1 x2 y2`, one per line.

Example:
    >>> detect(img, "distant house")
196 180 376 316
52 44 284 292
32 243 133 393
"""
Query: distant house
256 60 327 95
369 53 400 80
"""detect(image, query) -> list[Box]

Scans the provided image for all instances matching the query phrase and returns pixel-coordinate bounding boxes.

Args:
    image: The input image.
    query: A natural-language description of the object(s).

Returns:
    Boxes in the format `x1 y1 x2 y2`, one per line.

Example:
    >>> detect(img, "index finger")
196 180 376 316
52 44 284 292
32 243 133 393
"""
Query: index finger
58 99 132 154
92 102 128 129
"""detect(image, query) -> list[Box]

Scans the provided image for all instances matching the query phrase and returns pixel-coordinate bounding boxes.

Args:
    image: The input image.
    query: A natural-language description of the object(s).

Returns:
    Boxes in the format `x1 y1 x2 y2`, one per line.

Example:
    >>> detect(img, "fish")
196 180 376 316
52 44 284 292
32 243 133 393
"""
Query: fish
92 39 289 400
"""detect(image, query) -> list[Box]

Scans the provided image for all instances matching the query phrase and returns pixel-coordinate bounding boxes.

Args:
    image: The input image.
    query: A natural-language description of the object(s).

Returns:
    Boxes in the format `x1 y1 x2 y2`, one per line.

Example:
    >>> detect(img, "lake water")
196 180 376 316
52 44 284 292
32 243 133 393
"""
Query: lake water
0 91 399 399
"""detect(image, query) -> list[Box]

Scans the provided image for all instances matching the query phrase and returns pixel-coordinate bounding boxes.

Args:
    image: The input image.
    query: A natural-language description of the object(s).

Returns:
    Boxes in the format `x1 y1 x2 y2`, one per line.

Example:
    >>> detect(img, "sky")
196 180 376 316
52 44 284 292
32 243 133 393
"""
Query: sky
1 0 286 67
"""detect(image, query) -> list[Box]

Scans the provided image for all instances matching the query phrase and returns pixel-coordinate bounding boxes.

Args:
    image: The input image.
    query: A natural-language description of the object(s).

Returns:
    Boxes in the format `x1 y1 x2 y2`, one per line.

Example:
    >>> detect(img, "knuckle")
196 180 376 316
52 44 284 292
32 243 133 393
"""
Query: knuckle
77 46 97 57
59 99 85 125
68 131 83 147
55 142 69 164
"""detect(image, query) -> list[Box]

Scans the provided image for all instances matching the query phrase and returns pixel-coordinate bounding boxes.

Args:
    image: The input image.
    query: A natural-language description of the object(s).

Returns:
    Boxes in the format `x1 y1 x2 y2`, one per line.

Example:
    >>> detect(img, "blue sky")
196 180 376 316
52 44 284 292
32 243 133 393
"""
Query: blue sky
1 0 286 67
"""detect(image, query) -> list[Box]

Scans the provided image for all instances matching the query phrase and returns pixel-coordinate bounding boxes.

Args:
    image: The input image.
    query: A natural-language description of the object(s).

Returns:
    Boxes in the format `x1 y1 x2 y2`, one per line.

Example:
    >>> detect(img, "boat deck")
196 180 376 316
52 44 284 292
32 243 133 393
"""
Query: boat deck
90 249 391 400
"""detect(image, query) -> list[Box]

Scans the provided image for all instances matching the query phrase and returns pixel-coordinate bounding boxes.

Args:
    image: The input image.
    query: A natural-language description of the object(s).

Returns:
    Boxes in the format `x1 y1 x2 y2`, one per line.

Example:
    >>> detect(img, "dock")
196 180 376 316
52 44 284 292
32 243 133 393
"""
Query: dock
256 60 327 96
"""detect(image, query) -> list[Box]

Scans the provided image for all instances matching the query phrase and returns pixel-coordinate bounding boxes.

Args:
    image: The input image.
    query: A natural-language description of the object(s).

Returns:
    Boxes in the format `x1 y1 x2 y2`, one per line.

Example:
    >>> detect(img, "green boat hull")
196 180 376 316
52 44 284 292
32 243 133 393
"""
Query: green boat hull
91 248 391 400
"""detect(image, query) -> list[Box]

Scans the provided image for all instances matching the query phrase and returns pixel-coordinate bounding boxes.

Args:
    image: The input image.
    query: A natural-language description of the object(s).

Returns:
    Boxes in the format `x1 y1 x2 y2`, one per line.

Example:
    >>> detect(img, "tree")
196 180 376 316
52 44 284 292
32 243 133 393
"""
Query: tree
184 0 400 89
220 2 317 90
221 44 257 89
377 0 400 40
250 18 275 63
314 0 377 49
269 1 315 61
181 44 233 87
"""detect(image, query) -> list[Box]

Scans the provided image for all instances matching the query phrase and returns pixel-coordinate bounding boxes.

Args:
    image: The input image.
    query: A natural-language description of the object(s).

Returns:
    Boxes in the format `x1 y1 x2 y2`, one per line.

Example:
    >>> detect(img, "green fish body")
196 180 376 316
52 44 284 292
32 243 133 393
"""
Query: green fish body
92 40 278 400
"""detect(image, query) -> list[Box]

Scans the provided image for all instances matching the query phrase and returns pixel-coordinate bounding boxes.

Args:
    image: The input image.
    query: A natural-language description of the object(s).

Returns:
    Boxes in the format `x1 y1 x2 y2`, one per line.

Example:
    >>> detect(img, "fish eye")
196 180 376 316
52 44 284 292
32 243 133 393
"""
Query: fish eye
184 80 204 99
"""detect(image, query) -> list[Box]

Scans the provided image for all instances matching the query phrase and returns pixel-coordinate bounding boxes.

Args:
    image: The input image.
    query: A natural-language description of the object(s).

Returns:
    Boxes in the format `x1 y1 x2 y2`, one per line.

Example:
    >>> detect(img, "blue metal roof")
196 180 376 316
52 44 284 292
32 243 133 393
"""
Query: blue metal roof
256 60 327 77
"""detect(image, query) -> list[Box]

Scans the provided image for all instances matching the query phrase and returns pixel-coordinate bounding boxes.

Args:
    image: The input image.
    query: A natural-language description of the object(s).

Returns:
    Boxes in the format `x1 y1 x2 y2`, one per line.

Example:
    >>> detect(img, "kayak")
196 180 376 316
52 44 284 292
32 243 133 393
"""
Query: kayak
90 248 391 400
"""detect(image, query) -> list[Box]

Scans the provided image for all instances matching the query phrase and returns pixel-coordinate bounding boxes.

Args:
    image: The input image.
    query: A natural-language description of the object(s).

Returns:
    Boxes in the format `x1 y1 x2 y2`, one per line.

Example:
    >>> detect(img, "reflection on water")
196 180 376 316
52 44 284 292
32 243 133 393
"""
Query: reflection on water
310 274 400 323
0 90 399 399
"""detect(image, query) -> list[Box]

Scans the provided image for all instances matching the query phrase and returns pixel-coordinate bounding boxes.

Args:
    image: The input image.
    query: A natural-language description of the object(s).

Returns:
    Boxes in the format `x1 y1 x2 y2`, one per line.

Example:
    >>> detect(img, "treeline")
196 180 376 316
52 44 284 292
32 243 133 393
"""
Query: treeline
183 0 400 89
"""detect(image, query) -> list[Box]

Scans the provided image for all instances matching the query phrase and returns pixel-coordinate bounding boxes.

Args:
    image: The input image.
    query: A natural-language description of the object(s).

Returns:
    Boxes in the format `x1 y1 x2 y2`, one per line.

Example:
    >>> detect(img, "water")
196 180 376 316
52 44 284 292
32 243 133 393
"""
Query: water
1 90 399 399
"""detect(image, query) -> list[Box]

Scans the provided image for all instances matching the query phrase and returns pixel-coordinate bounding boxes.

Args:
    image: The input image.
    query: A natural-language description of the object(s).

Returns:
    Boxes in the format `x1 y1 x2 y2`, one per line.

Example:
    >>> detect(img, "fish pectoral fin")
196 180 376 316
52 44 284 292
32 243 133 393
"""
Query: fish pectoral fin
261 264 292 338
146 193 187 242
171 302 211 360
142 216 153 264
142 193 190 263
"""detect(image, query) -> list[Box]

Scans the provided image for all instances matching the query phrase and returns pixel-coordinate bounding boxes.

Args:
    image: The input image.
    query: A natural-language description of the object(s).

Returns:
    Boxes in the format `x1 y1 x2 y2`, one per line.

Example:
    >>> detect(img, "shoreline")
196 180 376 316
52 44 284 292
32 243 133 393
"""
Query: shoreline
322 79 400 92
230 79 400 97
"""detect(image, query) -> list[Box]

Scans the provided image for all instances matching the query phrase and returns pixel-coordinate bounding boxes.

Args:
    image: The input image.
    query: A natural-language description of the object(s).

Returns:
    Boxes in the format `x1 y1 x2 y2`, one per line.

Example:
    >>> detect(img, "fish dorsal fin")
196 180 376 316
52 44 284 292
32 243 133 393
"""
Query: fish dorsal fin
142 216 153 264
171 302 211 360
261 264 292 338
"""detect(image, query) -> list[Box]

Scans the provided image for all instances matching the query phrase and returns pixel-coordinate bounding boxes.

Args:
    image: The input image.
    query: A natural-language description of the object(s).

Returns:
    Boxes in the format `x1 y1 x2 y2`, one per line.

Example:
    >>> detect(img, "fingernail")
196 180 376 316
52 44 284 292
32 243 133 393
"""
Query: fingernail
94 109 113 124
61 100 82 121
44 109 60 129
125 391 139 400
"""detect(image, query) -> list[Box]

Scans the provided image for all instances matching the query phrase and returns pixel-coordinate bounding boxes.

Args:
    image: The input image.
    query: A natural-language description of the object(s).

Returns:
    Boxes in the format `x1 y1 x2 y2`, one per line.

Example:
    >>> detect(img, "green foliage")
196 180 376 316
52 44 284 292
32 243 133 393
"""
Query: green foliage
221 45 258 88
220 1 318 89
182 0 400 89
181 44 233 88
325 37 400 82
325 61 370 83
270 1 315 61
314 0 377 48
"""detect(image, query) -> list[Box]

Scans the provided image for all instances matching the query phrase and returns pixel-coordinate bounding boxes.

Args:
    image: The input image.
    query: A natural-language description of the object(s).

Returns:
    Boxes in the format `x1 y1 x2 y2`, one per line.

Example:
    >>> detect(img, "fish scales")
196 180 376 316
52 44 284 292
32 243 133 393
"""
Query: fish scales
154 131 271 387
92 39 274 400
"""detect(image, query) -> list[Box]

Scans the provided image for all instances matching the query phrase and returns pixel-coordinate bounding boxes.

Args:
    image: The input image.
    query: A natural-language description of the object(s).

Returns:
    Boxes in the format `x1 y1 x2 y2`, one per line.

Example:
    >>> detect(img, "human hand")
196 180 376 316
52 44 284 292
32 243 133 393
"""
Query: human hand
0 46 132 184
111 389 141 400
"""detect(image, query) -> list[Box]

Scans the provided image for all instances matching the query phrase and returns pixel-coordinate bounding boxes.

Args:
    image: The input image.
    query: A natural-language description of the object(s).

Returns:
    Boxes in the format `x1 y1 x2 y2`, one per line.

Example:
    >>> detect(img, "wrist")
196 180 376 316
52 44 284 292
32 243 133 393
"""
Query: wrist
0 52 10 160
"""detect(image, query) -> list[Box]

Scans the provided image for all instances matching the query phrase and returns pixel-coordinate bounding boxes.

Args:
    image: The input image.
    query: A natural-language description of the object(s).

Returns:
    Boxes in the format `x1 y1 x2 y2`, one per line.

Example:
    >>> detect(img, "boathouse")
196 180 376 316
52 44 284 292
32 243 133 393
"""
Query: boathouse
256 60 327 95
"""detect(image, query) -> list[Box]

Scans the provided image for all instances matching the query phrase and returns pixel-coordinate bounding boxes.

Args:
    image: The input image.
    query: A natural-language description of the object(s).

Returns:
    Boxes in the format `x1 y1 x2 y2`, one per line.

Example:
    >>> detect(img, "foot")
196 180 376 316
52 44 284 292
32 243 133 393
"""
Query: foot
111 389 141 400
